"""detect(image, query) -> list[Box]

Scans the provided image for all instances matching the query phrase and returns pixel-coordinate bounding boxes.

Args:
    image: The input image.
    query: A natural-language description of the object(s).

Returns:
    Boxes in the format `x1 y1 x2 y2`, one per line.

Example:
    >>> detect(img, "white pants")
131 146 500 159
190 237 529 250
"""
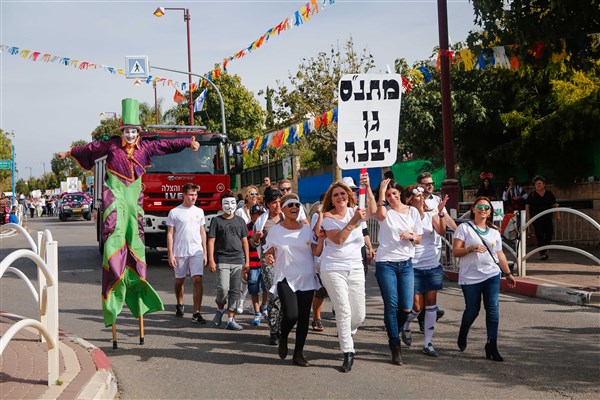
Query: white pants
320 268 366 353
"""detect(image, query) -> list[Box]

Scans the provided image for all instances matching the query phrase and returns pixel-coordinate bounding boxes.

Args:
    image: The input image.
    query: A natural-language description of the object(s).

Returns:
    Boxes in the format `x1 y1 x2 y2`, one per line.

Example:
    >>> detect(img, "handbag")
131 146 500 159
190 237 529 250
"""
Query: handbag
466 222 508 276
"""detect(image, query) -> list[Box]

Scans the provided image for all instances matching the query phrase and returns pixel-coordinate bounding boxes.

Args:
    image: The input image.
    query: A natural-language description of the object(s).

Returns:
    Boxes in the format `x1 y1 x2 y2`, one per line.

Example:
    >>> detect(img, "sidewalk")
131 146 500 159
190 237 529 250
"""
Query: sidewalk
444 246 600 306
0 312 117 400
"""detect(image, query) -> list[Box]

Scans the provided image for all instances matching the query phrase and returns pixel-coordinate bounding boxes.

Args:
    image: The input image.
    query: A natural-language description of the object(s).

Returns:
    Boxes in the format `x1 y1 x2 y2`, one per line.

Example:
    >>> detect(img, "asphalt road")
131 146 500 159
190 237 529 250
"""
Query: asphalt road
1 217 599 399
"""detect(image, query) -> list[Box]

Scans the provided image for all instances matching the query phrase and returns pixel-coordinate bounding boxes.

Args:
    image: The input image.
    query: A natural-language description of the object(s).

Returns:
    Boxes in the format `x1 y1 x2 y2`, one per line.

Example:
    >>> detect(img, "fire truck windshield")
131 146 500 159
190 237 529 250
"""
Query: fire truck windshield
146 143 226 175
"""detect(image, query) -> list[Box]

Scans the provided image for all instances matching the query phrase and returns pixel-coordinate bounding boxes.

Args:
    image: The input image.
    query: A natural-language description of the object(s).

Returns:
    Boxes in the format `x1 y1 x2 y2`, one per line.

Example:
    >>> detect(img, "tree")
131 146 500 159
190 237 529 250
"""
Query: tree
164 74 264 143
469 0 600 70
271 37 376 179
15 179 29 196
91 116 120 141
51 139 91 184
397 33 600 186
0 129 14 192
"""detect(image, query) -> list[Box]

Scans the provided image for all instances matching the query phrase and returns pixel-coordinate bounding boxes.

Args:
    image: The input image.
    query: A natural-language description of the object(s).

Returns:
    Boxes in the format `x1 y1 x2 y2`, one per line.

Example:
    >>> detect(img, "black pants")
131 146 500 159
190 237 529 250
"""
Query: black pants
532 217 553 256
277 279 314 356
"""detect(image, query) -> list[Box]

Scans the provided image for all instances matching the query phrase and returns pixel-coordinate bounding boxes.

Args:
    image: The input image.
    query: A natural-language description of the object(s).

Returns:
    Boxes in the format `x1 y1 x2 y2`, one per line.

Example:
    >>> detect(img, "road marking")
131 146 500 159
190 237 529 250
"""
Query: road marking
61 269 94 273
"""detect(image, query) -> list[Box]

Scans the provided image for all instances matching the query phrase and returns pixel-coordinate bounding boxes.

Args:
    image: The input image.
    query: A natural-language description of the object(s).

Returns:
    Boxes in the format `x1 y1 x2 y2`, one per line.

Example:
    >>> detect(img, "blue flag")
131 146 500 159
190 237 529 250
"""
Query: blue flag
193 89 207 113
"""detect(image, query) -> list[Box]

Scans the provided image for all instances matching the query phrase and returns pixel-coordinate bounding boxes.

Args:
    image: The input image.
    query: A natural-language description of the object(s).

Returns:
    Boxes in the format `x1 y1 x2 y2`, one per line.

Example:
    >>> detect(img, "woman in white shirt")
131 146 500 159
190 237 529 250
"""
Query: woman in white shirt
401 185 447 357
264 193 320 367
373 178 423 366
319 175 373 373
235 185 260 223
452 197 516 362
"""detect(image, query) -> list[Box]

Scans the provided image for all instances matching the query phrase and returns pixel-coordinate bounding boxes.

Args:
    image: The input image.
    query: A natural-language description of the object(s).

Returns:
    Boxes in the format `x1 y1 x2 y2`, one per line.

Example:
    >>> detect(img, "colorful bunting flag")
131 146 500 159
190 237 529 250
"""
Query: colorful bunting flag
173 89 186 104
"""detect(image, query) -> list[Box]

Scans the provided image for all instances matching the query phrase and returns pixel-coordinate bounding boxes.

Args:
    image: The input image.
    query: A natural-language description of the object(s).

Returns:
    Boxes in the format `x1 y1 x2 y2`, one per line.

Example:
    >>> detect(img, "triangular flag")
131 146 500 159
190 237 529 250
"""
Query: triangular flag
173 89 186 104
194 89 207 113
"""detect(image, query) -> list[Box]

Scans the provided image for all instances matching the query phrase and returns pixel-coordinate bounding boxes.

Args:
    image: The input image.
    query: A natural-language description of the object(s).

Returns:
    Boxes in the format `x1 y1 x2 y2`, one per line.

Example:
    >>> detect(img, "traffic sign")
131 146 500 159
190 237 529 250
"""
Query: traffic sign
125 56 149 79
336 74 402 170
0 159 12 170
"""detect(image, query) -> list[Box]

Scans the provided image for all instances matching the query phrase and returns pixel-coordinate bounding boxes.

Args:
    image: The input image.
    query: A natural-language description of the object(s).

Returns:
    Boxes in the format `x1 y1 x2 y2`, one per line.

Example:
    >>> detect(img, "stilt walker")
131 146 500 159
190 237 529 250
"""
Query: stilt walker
58 98 200 347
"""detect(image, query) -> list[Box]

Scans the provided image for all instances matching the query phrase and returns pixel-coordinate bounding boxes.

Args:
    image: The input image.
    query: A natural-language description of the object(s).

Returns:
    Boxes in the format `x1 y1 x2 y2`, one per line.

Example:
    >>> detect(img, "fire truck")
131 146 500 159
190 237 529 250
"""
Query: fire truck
93 126 243 252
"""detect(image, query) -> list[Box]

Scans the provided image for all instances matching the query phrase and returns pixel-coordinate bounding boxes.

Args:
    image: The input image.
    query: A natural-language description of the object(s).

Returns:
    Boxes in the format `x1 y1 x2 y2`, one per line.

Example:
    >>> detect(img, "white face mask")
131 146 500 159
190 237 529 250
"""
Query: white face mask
221 198 237 215
123 128 139 145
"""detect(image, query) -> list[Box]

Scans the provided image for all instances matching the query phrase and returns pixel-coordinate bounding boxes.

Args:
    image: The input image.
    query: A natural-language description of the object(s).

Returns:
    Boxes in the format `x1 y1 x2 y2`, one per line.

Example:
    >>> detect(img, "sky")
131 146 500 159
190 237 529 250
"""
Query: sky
0 0 479 180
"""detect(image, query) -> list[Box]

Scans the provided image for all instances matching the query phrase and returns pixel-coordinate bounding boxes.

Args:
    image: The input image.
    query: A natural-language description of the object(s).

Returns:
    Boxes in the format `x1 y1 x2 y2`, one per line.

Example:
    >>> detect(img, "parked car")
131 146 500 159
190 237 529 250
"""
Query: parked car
58 192 92 221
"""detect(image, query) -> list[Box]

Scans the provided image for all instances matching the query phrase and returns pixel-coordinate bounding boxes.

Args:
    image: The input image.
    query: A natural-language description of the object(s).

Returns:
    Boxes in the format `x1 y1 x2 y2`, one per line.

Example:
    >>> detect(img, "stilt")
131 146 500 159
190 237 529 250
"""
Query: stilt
112 323 118 349
139 315 145 345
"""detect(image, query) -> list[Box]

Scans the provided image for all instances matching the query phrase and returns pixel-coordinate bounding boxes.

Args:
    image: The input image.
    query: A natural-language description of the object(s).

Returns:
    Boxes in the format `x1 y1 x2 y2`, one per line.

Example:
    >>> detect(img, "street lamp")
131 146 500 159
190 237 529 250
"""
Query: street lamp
39 162 46 175
154 6 194 126
153 80 159 124
25 167 32 179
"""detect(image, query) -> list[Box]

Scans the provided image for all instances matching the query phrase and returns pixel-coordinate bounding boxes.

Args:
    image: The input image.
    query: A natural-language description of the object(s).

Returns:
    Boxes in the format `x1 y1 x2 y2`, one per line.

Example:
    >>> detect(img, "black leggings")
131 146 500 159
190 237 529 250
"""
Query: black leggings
277 279 314 356
532 218 553 255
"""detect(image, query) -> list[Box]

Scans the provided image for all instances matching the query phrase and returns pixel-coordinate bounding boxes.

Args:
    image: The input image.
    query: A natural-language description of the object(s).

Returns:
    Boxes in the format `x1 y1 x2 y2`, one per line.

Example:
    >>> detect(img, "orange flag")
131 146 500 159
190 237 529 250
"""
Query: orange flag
173 89 185 104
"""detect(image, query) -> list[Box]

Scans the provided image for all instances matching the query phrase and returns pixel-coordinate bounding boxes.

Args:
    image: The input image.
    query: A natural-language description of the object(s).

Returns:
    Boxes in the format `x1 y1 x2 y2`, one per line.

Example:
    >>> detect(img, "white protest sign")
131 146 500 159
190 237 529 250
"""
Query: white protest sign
337 74 402 170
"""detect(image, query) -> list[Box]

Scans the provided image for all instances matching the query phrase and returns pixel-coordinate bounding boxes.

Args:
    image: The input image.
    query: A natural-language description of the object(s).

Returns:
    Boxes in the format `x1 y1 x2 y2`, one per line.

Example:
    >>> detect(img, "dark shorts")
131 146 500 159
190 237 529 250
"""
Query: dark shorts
314 274 329 299
414 265 444 294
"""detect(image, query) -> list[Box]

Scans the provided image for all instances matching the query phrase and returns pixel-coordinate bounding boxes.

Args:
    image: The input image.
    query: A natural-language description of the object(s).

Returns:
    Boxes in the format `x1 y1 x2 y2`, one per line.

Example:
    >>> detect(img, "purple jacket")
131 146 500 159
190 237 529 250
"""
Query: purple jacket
70 136 192 184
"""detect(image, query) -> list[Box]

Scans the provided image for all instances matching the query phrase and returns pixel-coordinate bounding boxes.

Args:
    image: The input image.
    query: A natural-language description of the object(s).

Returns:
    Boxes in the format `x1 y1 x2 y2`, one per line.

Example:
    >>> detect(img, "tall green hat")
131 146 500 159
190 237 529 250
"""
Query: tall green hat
119 98 141 130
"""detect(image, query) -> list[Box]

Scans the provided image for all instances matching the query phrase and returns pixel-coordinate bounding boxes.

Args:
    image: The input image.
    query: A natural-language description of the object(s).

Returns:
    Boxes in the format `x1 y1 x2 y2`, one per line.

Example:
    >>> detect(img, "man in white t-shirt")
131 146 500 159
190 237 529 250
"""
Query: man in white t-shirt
167 183 208 324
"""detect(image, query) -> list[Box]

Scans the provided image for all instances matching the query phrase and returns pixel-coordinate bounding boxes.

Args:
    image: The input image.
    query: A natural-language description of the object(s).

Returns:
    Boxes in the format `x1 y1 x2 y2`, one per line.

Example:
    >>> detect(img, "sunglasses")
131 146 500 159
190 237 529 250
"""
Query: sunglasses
332 191 347 197
248 192 259 197
286 202 301 208
475 204 491 211
423 181 434 186
280 187 292 192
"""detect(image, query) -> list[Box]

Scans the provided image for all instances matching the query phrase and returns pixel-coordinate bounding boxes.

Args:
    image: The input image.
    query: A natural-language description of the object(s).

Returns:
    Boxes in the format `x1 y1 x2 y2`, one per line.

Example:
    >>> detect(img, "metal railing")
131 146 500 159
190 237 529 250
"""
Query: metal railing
0 223 59 386
517 208 600 276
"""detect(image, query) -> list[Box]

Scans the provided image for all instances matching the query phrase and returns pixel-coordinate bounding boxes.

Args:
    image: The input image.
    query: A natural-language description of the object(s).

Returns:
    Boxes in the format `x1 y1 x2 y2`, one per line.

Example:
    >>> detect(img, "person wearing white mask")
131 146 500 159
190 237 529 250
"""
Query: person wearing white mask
207 191 250 331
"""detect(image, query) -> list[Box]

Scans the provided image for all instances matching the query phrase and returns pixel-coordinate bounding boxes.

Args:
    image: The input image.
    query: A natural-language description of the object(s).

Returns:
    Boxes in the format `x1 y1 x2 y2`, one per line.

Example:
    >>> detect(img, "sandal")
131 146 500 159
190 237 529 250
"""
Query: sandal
312 319 324 332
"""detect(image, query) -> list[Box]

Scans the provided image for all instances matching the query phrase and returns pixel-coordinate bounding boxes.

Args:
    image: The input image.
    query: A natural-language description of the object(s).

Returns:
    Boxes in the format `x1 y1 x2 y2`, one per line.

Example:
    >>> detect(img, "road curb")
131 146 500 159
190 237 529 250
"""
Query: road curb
444 270 597 306
64 333 118 400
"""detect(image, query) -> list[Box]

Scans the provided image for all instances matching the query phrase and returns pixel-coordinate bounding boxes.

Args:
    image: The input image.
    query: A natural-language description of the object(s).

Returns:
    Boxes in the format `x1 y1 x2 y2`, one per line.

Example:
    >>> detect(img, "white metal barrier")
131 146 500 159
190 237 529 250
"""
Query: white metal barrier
0 223 59 386
517 208 600 276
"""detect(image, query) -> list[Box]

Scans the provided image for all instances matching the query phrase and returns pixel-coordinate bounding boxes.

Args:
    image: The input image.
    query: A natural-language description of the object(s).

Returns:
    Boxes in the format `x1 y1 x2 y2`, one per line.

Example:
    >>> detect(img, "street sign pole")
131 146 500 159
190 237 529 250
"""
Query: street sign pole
11 145 16 206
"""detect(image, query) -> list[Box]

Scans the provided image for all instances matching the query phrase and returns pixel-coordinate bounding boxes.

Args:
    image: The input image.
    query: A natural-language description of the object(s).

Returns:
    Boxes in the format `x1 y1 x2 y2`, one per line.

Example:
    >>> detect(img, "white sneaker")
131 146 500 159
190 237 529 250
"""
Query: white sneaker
235 300 245 315
225 319 243 331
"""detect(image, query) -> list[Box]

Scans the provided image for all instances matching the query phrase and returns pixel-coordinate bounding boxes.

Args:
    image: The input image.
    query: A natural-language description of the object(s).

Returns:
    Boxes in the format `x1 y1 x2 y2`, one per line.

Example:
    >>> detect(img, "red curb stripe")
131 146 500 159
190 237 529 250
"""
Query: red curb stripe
91 348 112 371
445 270 539 297
501 279 539 297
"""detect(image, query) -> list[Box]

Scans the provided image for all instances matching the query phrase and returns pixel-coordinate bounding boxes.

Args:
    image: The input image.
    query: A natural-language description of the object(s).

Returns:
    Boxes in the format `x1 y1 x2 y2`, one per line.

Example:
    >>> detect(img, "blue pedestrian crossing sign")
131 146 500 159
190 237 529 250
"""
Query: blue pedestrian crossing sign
125 56 149 79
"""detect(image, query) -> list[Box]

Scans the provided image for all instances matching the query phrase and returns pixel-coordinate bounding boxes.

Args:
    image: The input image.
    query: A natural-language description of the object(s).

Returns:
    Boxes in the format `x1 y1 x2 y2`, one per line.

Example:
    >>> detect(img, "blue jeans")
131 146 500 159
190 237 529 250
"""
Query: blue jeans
460 274 501 340
247 268 266 295
375 260 414 346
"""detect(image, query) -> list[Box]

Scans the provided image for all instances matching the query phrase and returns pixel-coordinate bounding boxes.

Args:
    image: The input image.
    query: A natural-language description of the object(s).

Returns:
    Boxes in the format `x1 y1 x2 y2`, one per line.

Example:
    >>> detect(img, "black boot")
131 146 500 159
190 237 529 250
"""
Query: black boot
292 351 310 367
340 352 354 372
457 326 469 352
485 339 504 362
278 336 288 359
389 343 402 366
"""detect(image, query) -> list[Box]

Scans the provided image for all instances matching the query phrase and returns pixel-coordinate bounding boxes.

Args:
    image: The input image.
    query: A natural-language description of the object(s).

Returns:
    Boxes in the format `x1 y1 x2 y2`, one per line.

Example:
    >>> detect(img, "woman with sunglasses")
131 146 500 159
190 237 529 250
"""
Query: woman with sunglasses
452 197 516 362
264 193 320 367
373 179 423 366
401 184 447 357
235 185 261 224
319 174 373 372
